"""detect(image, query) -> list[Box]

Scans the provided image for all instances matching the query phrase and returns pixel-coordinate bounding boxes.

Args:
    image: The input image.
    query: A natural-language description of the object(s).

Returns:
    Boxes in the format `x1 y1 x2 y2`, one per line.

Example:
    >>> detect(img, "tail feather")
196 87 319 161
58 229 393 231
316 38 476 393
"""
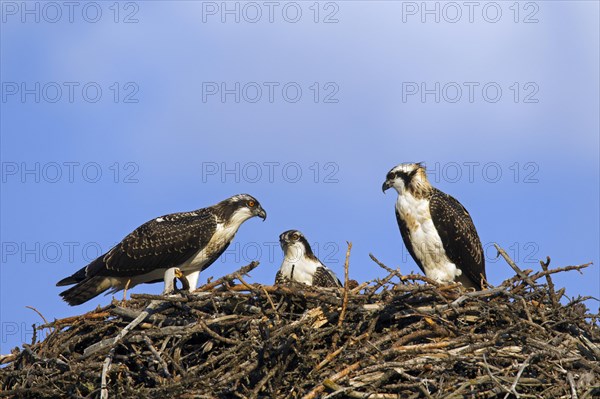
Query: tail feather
56 267 88 287
59 276 112 306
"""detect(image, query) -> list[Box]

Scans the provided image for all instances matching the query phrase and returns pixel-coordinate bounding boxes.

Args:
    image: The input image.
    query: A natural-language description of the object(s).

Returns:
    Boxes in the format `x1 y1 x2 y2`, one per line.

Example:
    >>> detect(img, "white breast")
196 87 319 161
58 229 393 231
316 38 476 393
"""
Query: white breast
279 243 321 285
396 193 462 283
180 222 239 272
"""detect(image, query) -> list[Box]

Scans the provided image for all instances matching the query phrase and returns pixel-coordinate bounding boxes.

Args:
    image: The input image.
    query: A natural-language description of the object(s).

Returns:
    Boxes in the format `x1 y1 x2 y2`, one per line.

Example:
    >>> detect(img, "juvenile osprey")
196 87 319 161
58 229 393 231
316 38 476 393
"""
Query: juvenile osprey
382 163 486 289
57 194 267 305
275 230 342 288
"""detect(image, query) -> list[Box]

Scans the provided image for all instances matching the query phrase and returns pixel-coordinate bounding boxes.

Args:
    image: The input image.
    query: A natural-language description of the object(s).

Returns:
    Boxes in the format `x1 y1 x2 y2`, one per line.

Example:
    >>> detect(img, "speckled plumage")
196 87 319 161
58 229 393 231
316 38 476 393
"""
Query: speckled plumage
57 194 266 305
384 163 486 289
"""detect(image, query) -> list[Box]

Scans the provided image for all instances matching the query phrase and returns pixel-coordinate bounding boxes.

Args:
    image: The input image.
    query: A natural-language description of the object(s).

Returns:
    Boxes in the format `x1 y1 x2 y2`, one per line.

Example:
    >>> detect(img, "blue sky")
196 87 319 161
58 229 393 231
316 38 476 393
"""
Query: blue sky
1 1 598 354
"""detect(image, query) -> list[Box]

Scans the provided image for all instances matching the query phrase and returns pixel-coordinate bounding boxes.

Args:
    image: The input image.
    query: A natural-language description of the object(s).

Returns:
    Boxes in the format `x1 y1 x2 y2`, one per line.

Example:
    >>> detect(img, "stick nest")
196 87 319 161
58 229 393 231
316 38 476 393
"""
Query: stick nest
1 254 598 399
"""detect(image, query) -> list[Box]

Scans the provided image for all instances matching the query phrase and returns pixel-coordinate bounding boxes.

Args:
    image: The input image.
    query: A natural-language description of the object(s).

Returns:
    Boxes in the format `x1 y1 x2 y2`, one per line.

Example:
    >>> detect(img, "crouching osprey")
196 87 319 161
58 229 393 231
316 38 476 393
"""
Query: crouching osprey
382 163 486 289
57 194 267 305
275 230 342 288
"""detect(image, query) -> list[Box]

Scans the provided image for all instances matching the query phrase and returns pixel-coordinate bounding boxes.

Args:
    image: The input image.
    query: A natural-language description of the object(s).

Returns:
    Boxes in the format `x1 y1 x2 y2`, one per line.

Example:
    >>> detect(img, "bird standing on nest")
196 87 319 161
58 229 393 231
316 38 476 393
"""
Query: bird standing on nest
382 162 486 289
57 194 267 305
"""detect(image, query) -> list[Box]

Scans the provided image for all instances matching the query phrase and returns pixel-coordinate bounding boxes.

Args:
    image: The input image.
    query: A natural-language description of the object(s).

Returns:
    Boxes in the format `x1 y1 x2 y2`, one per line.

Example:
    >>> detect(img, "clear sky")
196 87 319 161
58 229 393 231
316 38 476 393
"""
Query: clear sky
1 1 598 354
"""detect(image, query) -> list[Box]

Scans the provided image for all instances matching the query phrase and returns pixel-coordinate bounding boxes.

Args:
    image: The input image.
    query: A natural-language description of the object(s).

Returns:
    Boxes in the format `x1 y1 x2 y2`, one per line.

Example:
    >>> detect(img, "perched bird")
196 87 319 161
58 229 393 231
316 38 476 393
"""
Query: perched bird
382 163 486 289
275 230 342 288
57 194 267 305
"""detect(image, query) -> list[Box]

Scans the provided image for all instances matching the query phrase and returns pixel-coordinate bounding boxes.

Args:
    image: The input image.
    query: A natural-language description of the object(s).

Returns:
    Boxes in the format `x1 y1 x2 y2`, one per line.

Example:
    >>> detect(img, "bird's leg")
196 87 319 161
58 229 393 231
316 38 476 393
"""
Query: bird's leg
121 279 132 306
184 270 200 292
162 267 178 295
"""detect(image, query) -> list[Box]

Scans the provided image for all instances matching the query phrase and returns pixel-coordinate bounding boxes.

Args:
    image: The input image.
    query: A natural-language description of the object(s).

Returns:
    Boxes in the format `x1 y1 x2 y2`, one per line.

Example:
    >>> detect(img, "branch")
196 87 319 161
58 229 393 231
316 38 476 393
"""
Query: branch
196 261 260 291
338 242 352 328
494 243 536 287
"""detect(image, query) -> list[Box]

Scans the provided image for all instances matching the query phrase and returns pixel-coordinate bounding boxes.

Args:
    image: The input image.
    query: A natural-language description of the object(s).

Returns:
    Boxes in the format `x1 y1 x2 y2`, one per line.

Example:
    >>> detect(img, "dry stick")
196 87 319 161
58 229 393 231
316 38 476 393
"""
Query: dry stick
349 281 370 295
100 347 115 399
222 284 342 306
315 346 344 371
198 320 240 345
0 354 17 365
503 352 536 399
249 366 279 399
494 243 536 287
142 334 172 378
540 257 559 309
369 253 397 275
322 380 400 399
84 300 165 358
40 311 111 329
338 242 352 328
302 361 361 399
25 306 49 325
567 372 578 399
261 286 280 321
196 261 260 292
235 274 257 292
482 353 512 395
530 263 592 282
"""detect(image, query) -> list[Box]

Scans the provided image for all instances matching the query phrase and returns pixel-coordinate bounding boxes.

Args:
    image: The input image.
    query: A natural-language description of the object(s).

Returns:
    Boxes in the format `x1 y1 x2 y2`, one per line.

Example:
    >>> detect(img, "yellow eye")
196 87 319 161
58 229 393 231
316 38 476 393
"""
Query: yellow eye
292 233 299 240
248 200 255 207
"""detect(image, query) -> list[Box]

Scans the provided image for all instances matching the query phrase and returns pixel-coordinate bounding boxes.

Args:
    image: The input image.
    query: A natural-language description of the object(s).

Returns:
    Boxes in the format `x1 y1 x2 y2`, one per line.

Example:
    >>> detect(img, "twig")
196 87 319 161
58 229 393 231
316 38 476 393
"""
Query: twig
198 320 240 345
540 257 558 309
494 243 536 287
369 253 397 275
482 353 512 395
100 347 115 399
39 310 111 329
261 286 280 321
25 306 49 325
504 353 536 399
197 261 260 291
302 361 361 399
83 300 166 358
142 334 172 378
567 372 578 399
530 263 593 281
338 242 352 328
323 379 400 399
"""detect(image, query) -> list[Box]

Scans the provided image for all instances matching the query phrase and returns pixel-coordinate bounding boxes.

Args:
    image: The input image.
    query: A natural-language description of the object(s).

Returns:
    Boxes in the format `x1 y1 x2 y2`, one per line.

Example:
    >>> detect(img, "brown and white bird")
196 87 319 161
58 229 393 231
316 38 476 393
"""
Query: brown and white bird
57 194 267 305
382 163 486 289
275 230 342 288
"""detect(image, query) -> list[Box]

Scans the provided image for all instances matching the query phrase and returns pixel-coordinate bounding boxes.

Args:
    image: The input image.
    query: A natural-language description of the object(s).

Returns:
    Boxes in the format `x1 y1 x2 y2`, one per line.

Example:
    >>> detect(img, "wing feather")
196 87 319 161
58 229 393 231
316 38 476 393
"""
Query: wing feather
88 209 217 278
429 189 485 288
313 265 342 288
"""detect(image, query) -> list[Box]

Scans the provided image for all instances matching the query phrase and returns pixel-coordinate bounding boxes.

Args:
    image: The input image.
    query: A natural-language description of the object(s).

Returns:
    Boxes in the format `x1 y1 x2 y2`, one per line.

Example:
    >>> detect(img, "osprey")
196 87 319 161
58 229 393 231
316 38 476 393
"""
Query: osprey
275 230 342 288
57 194 267 305
382 163 486 289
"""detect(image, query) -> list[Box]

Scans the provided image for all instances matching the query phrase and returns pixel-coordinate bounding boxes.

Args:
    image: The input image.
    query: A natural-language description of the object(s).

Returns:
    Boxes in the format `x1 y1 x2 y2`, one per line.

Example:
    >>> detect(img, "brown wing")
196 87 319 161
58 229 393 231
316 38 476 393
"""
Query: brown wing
57 209 218 287
429 189 486 289
313 266 342 288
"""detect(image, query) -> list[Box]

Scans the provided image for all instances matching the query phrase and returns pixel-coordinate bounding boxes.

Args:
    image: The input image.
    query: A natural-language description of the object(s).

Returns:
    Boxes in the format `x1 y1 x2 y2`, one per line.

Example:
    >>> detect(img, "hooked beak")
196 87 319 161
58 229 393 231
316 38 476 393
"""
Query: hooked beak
382 180 392 193
257 207 267 221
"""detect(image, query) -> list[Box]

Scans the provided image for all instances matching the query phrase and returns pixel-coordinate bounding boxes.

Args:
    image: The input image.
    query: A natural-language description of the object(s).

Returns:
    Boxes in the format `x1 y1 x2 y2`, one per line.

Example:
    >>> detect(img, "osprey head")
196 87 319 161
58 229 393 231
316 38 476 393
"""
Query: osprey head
279 230 315 260
382 162 430 195
217 194 267 224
